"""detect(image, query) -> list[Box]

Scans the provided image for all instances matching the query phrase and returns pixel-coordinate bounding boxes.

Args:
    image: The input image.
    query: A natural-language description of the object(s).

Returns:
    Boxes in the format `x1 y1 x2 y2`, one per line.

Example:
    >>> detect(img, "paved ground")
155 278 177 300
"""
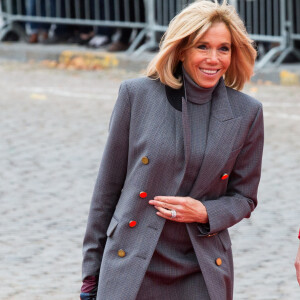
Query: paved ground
0 61 299 299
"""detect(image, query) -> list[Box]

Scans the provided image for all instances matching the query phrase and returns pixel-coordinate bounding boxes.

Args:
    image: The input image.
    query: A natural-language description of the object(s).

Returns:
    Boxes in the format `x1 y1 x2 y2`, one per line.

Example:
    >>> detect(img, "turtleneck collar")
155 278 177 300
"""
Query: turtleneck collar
182 66 217 105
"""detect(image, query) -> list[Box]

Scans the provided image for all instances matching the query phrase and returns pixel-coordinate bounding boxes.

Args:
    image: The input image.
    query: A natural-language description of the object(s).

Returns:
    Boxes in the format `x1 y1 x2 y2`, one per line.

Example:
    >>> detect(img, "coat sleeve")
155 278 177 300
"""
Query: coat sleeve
198 104 264 235
82 82 131 280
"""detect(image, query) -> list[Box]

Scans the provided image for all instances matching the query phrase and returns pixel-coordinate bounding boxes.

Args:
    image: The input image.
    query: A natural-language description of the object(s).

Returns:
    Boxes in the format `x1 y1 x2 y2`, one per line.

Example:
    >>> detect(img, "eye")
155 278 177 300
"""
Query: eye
220 46 230 52
197 44 207 50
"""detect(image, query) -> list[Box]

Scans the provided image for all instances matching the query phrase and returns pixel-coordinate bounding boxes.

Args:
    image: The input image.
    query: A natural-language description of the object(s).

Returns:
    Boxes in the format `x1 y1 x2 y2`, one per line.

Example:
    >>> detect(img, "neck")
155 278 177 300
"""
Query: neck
182 67 218 105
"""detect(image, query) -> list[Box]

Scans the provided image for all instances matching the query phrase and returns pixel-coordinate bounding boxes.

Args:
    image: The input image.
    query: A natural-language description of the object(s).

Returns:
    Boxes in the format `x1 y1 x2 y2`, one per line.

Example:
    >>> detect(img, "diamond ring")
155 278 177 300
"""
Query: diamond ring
171 209 177 219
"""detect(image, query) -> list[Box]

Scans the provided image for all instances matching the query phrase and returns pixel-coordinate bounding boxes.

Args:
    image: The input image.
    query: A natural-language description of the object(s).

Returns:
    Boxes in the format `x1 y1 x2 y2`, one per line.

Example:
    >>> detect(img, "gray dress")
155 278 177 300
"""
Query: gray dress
136 69 216 300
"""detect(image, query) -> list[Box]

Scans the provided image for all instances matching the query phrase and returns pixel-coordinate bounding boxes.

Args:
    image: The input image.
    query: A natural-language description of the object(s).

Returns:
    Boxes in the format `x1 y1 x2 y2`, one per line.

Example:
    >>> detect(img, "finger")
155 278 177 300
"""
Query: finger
154 205 179 219
156 211 172 219
149 200 174 210
154 196 182 204
156 210 183 222
155 206 172 215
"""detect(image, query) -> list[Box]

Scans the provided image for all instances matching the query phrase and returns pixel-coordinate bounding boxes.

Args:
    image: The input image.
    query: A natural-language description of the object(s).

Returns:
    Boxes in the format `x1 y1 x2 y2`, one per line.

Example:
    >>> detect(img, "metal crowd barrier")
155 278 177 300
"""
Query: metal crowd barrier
235 0 288 68
135 0 194 55
0 0 147 53
135 0 227 55
142 0 298 68
230 0 300 68
288 0 300 62
236 0 300 68
0 0 299 67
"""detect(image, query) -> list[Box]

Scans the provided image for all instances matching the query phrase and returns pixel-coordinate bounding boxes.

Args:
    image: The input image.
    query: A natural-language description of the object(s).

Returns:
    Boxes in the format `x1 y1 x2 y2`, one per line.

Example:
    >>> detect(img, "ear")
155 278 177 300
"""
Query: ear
179 51 185 62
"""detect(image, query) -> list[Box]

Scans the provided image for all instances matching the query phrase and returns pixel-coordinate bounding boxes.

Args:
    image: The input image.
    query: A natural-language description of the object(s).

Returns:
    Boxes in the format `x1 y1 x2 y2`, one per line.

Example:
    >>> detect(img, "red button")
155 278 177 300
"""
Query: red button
129 220 137 228
139 191 147 198
221 173 229 180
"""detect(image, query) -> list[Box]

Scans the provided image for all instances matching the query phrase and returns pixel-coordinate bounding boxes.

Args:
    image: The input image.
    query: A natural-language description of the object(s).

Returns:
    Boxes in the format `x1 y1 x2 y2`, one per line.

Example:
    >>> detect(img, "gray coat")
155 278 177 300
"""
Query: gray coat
82 76 264 300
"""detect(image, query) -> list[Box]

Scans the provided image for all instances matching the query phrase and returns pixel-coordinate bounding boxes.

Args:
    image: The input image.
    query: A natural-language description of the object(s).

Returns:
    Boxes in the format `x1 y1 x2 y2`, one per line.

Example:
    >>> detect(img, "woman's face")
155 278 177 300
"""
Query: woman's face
181 22 232 88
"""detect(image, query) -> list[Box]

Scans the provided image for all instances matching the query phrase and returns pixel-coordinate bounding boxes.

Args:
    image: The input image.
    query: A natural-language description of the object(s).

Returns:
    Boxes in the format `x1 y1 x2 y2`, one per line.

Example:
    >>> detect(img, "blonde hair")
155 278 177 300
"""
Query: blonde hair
146 0 257 90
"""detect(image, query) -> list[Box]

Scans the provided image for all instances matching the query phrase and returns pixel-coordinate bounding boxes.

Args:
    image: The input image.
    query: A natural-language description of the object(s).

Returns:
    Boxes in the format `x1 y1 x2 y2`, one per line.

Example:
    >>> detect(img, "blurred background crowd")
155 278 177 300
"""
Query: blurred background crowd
0 0 299 64
0 0 147 52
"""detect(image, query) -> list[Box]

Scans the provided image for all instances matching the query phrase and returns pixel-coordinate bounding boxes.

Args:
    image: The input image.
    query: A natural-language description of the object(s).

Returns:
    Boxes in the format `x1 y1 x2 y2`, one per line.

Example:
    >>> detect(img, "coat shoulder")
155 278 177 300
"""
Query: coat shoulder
121 77 162 93
119 77 165 107
226 86 262 118
226 87 262 107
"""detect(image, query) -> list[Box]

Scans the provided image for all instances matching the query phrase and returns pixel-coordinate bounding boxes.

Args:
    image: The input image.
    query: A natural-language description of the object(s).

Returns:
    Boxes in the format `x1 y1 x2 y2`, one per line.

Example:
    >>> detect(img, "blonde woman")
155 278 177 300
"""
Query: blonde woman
81 1 264 299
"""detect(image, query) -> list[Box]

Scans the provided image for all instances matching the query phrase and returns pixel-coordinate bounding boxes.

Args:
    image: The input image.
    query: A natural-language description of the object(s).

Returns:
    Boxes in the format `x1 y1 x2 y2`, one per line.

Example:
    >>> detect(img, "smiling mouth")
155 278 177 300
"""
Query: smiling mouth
200 69 220 75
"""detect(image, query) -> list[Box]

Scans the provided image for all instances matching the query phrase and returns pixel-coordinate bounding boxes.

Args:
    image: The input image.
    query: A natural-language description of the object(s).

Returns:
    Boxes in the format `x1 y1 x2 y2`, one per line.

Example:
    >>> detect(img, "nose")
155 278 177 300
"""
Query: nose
207 49 218 64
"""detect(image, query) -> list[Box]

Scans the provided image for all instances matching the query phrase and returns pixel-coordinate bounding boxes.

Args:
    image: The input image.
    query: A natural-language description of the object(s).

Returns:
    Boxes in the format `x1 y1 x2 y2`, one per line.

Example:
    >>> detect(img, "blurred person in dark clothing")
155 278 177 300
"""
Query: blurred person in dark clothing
107 0 145 52
296 229 300 286
86 0 115 48
83 0 146 51
27 0 53 43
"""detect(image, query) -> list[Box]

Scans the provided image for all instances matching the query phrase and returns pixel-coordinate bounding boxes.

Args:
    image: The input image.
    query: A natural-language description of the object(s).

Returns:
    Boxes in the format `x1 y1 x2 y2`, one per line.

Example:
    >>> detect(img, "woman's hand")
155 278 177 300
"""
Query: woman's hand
149 196 208 223
295 243 300 286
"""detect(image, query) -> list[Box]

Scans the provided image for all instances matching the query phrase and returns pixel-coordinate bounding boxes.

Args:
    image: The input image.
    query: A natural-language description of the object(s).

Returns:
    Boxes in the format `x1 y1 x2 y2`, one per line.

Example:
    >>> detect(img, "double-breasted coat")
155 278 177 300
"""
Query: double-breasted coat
82 75 264 300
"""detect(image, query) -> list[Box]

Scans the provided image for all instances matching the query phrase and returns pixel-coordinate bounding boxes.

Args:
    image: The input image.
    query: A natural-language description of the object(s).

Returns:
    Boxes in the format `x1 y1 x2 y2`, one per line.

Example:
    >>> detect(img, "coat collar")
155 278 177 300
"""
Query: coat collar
164 67 234 122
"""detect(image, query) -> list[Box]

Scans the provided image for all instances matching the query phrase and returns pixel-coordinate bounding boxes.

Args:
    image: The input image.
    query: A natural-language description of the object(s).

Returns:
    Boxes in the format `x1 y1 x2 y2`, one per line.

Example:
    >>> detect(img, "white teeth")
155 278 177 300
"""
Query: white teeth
201 69 218 74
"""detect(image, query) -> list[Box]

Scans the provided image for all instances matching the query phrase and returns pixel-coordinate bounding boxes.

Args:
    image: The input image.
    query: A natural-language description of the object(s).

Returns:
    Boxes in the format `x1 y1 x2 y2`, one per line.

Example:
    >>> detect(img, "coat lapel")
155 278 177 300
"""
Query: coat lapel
165 76 242 199
189 79 241 199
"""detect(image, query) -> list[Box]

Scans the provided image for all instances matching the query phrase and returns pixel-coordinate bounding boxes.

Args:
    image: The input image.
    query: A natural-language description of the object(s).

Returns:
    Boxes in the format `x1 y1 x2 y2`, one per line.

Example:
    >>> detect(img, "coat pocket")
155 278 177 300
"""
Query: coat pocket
217 230 232 251
106 216 119 237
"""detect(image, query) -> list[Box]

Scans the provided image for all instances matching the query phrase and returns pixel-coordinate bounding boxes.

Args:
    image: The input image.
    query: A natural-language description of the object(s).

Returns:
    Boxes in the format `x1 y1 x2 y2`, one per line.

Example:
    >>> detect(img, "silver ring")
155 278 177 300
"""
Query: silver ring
171 209 177 219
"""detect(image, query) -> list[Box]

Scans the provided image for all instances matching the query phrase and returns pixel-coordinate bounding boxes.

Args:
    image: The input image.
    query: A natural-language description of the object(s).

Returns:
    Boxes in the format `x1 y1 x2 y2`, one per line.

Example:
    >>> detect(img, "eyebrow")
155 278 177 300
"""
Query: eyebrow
197 41 231 47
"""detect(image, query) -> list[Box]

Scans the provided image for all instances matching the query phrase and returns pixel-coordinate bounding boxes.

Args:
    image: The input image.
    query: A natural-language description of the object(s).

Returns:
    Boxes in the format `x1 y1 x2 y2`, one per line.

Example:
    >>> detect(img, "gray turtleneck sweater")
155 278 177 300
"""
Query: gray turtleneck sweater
137 68 217 299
